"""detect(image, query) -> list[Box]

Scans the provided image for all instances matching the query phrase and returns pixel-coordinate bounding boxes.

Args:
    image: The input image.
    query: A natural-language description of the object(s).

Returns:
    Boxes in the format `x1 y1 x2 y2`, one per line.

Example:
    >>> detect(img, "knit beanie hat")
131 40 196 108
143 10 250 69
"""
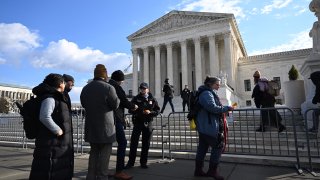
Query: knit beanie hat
62 74 74 83
94 64 107 79
111 70 125 81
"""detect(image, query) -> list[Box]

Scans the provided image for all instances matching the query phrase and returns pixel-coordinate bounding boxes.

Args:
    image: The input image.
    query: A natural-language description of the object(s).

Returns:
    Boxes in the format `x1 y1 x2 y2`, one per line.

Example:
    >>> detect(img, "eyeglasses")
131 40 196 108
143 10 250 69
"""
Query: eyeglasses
139 87 147 90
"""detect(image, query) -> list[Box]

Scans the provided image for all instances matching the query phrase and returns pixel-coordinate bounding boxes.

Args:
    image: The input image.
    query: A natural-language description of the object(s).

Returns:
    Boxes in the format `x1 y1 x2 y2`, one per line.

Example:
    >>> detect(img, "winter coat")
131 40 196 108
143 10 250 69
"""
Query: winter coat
310 71 320 104
181 88 191 101
108 79 136 127
196 85 229 138
29 83 74 180
163 83 174 98
252 83 275 108
80 78 120 143
129 92 160 125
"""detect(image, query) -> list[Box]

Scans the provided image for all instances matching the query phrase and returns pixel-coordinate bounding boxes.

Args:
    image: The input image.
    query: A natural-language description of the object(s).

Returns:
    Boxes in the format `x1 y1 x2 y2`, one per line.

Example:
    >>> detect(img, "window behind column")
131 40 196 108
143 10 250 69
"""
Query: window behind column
273 77 281 89
244 79 251 91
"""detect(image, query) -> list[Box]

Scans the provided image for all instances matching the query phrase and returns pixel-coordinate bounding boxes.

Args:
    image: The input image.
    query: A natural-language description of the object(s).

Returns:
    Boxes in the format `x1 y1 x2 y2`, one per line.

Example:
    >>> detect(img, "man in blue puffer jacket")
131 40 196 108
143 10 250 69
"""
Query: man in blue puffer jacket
194 76 233 180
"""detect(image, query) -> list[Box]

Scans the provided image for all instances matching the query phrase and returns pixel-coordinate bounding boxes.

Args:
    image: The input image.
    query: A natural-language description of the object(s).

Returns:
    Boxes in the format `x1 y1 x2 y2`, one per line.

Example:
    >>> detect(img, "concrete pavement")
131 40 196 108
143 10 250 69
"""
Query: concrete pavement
0 146 318 180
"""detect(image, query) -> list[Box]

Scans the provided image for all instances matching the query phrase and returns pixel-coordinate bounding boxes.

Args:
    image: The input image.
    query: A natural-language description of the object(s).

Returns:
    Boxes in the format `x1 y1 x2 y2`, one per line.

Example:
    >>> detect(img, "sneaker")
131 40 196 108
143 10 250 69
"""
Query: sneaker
140 164 149 169
113 171 133 180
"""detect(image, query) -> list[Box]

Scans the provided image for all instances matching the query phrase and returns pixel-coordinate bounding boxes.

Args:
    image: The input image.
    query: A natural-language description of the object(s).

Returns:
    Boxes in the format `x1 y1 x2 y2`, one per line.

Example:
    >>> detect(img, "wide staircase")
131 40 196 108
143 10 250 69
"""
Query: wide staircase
116 108 320 170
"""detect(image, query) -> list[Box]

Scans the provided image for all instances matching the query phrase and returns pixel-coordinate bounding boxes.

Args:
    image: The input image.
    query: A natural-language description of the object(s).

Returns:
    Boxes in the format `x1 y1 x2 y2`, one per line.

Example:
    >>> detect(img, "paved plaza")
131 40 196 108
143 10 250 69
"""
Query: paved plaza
0 146 318 180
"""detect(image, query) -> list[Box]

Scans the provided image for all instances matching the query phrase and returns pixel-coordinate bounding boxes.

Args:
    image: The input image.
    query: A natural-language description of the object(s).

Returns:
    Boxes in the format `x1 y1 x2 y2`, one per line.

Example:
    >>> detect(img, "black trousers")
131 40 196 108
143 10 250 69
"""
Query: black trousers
182 100 189 112
127 122 153 165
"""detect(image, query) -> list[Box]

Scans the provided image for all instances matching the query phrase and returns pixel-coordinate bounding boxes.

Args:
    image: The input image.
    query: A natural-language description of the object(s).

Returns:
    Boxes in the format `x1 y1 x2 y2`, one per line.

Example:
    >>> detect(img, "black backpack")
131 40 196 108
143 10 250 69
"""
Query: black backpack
187 90 207 120
16 96 42 139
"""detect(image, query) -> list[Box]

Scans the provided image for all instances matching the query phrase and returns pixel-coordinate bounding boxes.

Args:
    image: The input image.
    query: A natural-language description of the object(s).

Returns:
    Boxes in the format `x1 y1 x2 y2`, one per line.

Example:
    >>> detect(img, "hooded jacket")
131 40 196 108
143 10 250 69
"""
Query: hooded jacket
29 83 74 180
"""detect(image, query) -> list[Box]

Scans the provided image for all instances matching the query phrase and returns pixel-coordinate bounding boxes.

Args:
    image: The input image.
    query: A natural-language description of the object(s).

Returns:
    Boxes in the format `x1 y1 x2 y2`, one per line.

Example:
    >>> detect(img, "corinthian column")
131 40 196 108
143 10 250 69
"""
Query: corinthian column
224 32 232 86
194 37 202 88
132 48 139 95
143 47 149 84
209 35 218 76
180 40 188 88
154 45 161 98
166 43 173 84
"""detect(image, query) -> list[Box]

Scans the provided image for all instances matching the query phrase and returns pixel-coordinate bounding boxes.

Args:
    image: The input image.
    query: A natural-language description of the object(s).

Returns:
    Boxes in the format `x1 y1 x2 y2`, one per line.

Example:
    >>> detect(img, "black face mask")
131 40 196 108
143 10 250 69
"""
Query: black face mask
65 86 71 92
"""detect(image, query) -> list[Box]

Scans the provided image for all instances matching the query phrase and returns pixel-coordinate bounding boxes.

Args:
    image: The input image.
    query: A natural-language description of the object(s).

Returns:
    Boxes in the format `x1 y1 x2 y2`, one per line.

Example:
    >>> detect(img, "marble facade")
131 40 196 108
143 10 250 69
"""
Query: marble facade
127 10 313 107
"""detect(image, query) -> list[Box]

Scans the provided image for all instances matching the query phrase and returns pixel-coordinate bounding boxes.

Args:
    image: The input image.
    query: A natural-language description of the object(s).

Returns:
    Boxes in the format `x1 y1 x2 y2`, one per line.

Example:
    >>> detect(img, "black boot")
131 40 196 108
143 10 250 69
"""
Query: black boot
256 126 265 132
278 124 286 133
207 162 224 180
194 160 206 177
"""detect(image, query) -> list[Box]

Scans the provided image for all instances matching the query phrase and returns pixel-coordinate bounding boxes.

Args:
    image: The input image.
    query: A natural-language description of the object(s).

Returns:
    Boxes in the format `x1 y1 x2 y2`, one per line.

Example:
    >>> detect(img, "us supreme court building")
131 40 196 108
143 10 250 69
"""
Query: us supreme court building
127 10 312 107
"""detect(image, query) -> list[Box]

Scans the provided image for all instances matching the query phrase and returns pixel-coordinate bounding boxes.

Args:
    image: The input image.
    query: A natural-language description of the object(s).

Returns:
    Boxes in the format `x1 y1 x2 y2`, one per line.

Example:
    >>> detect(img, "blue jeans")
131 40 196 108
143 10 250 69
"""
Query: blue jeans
116 122 127 172
196 133 222 164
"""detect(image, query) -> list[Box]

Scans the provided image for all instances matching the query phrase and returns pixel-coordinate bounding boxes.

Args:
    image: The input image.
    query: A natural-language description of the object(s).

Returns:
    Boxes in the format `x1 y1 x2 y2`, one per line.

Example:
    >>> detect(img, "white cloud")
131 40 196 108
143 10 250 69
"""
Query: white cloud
0 23 40 64
249 30 312 56
31 39 131 73
295 8 307 16
0 57 6 64
248 8 259 15
261 0 293 14
175 0 246 19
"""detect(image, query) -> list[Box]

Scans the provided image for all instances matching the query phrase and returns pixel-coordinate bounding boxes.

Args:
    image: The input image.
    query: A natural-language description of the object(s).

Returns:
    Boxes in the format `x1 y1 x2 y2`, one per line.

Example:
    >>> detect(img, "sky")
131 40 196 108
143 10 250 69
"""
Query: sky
0 0 315 102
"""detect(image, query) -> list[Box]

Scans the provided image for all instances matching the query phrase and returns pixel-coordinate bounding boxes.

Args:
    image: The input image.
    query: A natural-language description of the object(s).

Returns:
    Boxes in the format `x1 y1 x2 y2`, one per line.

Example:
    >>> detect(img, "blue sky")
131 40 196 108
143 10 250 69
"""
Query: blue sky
0 0 315 102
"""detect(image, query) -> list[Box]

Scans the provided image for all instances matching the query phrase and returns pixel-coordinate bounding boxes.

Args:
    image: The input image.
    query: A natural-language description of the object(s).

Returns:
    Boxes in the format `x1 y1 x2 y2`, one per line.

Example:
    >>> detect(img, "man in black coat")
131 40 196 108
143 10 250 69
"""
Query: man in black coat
62 74 74 112
309 71 320 132
125 82 160 169
160 78 175 113
181 85 191 112
109 70 137 180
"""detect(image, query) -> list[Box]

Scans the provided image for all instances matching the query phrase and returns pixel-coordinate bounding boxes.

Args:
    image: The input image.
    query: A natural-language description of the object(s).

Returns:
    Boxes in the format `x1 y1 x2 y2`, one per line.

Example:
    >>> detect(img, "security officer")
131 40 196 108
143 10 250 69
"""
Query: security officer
125 82 160 169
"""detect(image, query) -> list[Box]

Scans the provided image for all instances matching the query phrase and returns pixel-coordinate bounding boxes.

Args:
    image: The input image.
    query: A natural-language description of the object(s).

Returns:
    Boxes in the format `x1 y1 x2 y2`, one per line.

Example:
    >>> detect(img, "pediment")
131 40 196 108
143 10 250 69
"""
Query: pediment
128 11 232 40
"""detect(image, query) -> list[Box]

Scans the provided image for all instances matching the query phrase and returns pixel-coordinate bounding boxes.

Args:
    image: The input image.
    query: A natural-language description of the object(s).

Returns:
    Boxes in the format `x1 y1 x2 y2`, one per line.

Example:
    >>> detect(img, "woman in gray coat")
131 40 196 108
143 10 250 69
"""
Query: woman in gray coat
80 64 120 180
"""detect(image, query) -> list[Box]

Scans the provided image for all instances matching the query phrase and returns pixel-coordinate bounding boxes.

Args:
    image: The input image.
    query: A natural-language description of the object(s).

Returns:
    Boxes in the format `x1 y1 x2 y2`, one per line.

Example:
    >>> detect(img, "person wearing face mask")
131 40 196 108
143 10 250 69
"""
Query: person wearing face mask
62 74 75 112
109 70 138 180
193 76 233 180
125 82 160 169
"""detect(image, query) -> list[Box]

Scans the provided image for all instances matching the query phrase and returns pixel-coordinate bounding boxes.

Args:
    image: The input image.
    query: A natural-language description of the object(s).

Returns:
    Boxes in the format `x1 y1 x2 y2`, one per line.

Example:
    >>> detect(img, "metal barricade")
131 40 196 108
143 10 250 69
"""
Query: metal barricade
167 108 301 171
0 114 26 147
303 108 320 176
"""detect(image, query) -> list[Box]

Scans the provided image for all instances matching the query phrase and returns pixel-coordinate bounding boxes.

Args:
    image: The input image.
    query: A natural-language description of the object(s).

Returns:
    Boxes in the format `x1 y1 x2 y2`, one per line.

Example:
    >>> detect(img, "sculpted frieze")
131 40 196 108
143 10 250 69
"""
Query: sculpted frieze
135 14 225 38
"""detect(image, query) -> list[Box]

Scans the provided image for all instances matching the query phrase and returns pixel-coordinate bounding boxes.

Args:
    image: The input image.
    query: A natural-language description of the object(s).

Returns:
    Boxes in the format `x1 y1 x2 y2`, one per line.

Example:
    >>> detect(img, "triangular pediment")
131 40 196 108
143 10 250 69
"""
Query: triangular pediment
128 11 233 40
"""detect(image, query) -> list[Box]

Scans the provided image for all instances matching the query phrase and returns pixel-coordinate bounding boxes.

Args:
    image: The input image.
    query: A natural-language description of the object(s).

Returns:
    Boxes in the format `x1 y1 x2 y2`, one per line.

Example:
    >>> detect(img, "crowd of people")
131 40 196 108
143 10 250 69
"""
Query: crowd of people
29 65 303 180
